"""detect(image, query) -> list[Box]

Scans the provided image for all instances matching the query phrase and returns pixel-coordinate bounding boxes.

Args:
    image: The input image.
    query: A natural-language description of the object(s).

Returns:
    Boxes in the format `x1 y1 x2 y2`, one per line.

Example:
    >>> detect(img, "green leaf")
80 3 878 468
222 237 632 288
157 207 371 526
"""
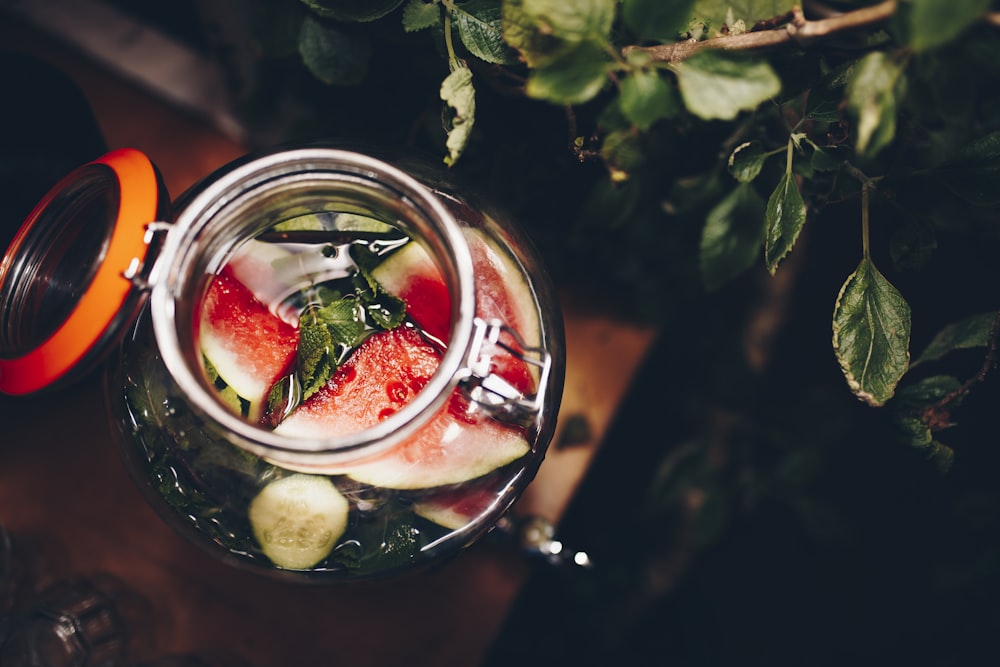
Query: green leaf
763 172 806 274
440 63 476 166
846 52 906 159
519 0 616 42
299 14 372 85
576 177 641 233
912 312 997 367
674 51 781 121
331 507 421 573
299 0 406 22
692 0 788 29
453 1 517 64
699 183 765 292
622 0 696 42
525 40 610 105
953 130 1000 163
807 142 849 173
619 69 677 131
297 299 367 401
935 131 1000 206
600 129 645 180
909 0 992 52
941 167 1000 206
890 376 962 472
895 374 963 408
501 0 570 67
832 257 912 406
891 414 955 472
402 0 440 32
728 141 767 183
803 96 843 124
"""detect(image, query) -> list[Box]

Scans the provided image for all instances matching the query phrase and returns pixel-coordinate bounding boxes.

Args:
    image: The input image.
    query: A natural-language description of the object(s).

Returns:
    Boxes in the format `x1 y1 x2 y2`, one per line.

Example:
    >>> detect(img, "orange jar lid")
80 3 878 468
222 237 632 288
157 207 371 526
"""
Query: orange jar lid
0 148 166 395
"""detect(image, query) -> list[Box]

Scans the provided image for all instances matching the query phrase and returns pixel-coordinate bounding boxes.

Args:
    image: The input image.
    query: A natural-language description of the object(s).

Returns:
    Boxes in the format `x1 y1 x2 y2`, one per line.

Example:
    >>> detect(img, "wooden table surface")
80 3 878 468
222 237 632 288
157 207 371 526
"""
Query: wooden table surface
0 13 657 667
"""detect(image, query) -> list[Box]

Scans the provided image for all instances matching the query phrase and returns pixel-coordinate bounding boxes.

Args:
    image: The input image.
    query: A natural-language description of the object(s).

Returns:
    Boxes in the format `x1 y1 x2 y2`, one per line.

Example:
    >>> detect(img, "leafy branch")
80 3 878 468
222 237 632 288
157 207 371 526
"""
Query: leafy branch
623 0 899 63
249 0 1000 469
921 313 1000 421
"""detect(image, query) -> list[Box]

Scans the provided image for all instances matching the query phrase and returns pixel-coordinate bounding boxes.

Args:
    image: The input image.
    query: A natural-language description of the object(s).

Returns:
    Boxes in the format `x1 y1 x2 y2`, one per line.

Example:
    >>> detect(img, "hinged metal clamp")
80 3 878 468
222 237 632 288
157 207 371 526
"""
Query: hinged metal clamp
461 317 551 426
121 221 172 290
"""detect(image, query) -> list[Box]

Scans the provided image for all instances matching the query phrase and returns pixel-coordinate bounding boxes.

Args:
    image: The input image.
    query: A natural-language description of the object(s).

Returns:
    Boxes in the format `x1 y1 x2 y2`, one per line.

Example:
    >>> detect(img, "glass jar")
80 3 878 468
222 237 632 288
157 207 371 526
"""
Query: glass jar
0 145 564 582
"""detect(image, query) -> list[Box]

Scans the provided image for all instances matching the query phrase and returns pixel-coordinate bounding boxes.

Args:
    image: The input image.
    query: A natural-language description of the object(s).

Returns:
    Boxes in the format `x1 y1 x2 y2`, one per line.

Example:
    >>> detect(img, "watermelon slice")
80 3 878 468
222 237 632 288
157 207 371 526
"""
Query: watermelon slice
275 326 531 489
225 239 301 327
413 480 506 530
199 265 299 421
371 229 540 395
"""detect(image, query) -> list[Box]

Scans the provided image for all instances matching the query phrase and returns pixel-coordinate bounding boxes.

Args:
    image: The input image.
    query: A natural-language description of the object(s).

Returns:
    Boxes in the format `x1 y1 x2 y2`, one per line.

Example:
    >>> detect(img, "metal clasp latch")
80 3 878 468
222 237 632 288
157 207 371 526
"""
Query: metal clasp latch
461 317 551 425
121 221 172 290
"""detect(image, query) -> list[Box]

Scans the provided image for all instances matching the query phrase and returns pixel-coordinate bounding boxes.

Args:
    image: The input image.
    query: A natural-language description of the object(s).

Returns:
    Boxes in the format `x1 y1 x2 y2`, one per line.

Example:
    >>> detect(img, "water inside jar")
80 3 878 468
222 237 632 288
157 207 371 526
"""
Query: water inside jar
121 205 546 577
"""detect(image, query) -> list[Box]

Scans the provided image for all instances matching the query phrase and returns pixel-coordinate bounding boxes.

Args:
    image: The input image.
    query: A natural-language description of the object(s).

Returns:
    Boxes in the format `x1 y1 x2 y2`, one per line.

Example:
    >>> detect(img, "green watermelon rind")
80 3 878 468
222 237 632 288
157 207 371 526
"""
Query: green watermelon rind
199 271 298 421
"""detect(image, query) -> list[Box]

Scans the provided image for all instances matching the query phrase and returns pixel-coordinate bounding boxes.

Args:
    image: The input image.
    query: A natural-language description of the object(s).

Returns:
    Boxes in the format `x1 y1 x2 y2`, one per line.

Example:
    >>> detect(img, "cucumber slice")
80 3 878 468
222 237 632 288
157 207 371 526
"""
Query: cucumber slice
248 474 350 570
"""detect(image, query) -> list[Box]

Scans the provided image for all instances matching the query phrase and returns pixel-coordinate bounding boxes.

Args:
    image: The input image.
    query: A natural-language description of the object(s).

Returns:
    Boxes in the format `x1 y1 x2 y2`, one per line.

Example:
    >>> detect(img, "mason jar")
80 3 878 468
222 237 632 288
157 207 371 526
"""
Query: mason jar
0 145 564 582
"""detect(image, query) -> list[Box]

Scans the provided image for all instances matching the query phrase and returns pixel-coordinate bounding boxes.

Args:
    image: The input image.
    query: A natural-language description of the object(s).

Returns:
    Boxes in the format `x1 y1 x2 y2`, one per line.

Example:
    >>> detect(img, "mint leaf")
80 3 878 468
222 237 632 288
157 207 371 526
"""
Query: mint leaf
402 0 440 32
832 257 912 406
441 63 476 166
699 182 765 292
332 509 421 573
349 245 407 330
846 51 906 159
362 287 407 331
764 171 806 274
298 299 366 401
674 51 781 121
909 0 992 52
453 0 516 65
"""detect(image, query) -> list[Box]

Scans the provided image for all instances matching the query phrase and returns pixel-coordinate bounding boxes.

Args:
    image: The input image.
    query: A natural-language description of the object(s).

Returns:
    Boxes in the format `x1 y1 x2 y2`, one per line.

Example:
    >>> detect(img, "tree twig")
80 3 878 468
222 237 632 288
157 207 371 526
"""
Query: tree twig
623 1 898 63
921 310 1000 428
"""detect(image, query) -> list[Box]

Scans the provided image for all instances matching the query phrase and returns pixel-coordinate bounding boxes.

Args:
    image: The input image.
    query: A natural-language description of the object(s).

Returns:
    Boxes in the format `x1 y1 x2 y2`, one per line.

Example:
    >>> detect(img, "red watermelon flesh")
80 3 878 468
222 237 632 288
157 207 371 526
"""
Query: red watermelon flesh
225 239 300 327
200 265 299 420
413 480 507 530
371 229 539 396
275 326 530 489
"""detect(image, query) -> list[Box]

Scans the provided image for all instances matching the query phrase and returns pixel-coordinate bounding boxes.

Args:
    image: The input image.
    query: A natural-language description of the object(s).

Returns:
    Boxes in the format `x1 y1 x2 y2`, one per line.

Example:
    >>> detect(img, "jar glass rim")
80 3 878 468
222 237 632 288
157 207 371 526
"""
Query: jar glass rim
149 147 477 466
